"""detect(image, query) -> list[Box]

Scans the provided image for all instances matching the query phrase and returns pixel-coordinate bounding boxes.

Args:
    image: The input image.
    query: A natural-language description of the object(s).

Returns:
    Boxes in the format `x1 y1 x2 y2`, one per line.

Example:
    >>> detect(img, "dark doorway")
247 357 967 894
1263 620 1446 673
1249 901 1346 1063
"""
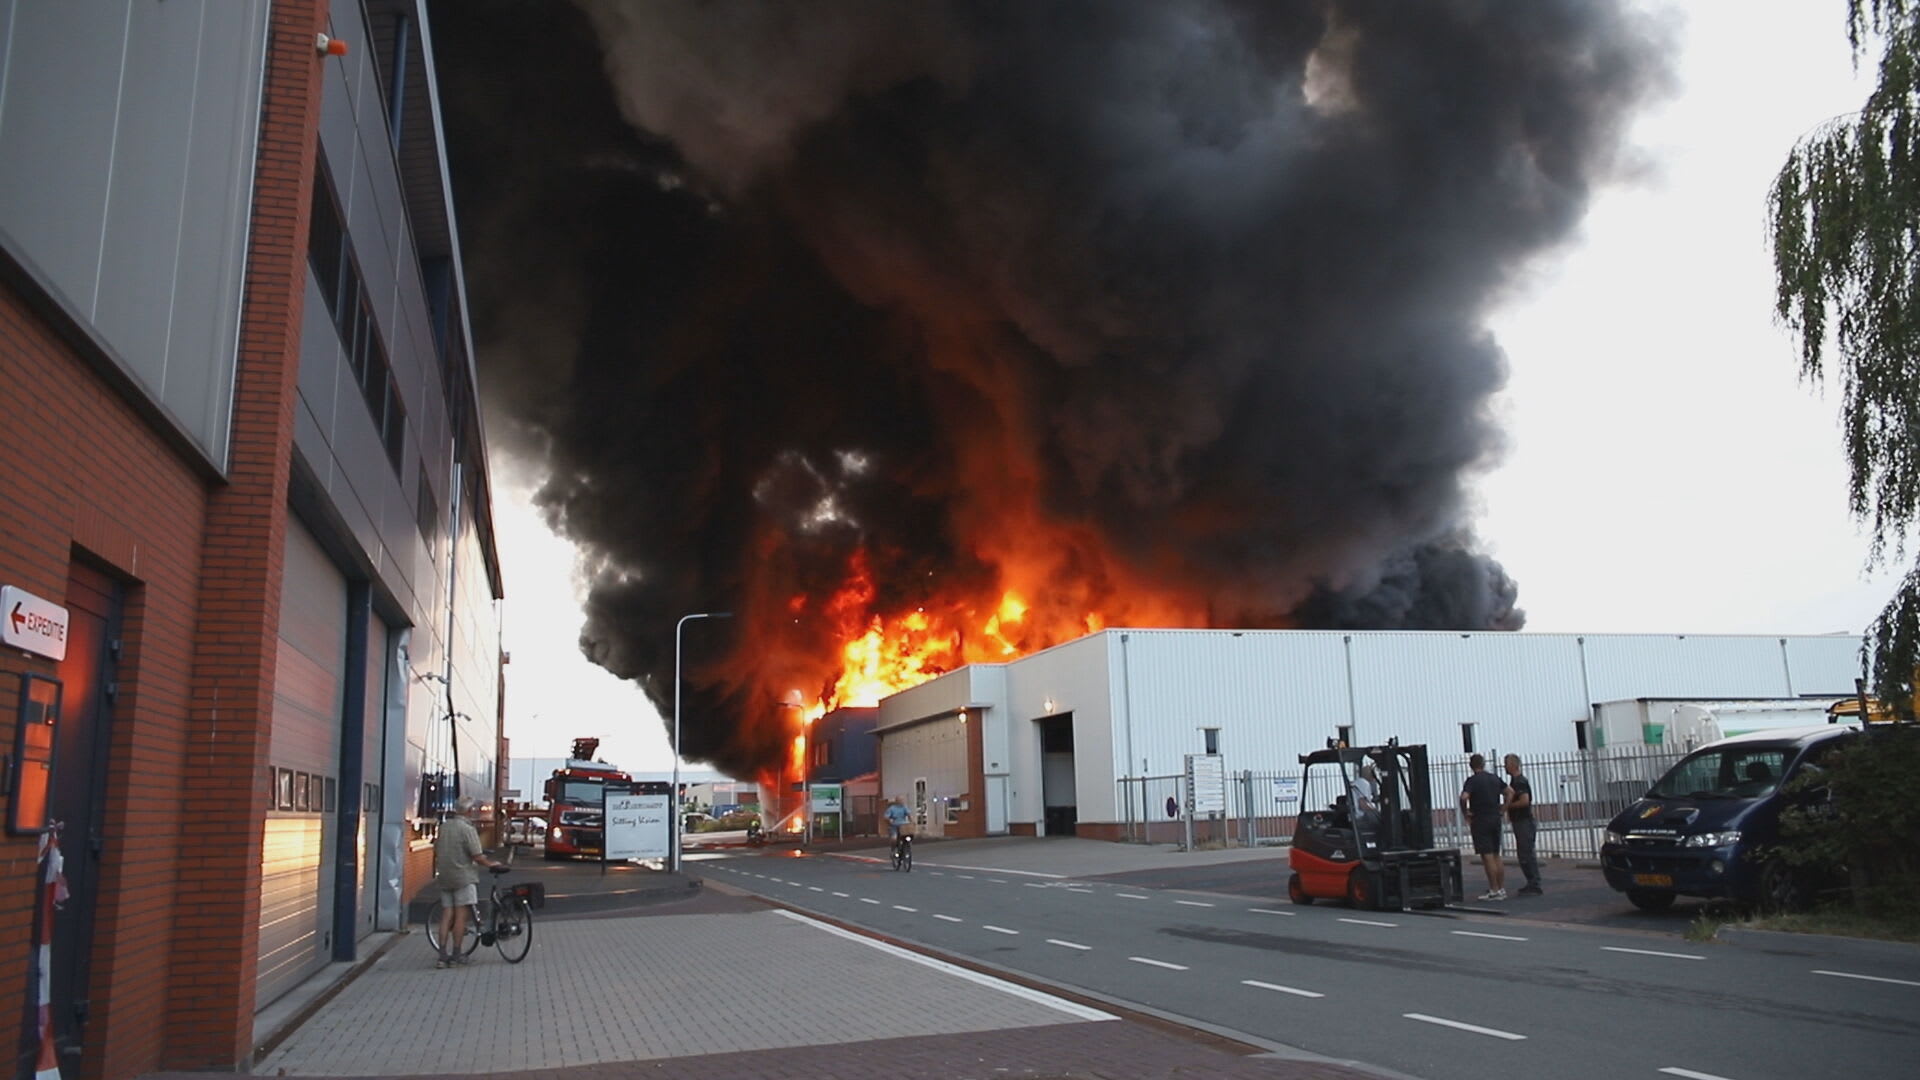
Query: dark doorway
46 559 121 1072
1039 714 1077 836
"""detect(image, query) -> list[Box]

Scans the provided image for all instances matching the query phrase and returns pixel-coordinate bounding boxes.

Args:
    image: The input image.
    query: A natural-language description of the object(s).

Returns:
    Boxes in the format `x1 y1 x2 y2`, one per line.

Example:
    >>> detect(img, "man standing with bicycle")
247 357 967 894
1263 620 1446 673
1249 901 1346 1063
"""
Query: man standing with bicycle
434 796 504 969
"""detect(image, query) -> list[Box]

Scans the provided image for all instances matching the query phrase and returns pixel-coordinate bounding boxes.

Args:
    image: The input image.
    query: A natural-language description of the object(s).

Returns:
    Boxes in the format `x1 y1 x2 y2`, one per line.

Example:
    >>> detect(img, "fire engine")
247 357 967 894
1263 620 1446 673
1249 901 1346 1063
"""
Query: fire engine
542 738 632 860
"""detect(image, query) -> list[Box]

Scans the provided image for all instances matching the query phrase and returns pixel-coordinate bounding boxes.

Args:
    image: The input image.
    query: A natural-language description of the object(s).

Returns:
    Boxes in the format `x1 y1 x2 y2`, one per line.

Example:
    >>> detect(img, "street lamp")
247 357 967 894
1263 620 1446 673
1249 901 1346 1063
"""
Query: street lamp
671 611 731 873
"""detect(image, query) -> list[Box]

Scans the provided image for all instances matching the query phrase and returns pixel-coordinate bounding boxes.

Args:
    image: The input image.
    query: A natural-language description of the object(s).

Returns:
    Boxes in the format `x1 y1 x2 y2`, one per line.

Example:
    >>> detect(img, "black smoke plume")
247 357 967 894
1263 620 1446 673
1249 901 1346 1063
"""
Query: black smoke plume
429 1 1670 774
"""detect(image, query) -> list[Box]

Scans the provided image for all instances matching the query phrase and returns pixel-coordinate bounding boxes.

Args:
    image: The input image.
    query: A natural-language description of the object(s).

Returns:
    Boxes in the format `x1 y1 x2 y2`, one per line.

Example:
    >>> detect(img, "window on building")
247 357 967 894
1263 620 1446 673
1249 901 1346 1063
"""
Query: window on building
1335 724 1353 748
416 463 439 552
1460 723 1477 755
308 161 407 480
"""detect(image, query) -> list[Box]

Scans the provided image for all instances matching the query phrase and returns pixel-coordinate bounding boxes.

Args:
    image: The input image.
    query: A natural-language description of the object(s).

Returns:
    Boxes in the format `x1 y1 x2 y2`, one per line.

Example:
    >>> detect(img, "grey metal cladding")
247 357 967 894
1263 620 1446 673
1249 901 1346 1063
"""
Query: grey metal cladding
0 0 269 470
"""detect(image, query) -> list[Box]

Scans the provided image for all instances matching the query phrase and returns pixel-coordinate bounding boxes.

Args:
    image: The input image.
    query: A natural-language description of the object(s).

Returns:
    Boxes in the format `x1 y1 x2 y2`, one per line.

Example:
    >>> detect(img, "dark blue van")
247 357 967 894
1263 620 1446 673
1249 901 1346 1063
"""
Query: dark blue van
1599 725 1856 912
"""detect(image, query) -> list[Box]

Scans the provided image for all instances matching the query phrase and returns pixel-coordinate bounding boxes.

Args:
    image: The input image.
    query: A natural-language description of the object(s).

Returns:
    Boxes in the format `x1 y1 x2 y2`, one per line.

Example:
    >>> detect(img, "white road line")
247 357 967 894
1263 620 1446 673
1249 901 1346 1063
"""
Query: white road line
893 905 919 912
933 914 964 922
832 892 850 898
1453 930 1528 942
1813 969 1920 987
1602 946 1704 961
1175 900 1215 907
1248 908 1296 916
860 898 880 904
989 879 1009 884
1129 956 1189 970
1339 917 1398 927
928 871 944 876
1117 894 1150 900
808 886 824 892
773 910 1116 1021
956 874 975 879
1243 979 1323 998
1047 939 1092 950
1066 888 1095 894
769 878 785 883
1024 882 1050 889
911 861 1066 879
1659 1068 1738 1080
983 925 1020 935
1403 1013 1526 1041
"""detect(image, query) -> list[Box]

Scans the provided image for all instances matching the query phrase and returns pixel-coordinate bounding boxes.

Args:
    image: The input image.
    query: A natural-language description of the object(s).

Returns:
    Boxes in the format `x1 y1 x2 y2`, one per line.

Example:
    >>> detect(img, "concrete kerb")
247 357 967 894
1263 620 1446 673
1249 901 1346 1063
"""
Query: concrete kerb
697 874 1410 1080
1714 925 1920 966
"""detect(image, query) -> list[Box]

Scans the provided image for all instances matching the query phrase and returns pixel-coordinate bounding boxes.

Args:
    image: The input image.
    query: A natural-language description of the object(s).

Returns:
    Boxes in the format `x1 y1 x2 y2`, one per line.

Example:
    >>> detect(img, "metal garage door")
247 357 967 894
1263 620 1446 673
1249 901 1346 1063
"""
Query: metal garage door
256 518 345 1009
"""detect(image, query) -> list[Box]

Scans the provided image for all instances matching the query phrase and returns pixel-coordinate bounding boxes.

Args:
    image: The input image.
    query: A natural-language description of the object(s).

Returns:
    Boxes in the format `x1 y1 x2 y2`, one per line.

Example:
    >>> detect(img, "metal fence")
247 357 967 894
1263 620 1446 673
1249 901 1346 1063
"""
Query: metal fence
1117 745 1690 859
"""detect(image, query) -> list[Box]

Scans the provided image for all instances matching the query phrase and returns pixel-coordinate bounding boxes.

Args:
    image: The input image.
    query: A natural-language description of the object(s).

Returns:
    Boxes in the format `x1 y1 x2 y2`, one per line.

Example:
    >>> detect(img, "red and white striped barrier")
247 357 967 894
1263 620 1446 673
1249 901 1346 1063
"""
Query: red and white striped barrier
32 827 69 1080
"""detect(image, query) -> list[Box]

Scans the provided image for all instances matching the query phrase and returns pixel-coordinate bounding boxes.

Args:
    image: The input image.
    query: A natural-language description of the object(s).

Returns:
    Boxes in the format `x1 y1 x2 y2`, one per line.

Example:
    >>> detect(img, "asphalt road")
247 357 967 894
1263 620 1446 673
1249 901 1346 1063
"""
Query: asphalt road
695 848 1920 1080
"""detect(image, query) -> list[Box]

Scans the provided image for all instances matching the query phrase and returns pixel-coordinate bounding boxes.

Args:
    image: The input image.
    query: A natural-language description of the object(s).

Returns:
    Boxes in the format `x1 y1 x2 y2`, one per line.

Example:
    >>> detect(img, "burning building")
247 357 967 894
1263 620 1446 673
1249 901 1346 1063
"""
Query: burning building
428 1 1675 797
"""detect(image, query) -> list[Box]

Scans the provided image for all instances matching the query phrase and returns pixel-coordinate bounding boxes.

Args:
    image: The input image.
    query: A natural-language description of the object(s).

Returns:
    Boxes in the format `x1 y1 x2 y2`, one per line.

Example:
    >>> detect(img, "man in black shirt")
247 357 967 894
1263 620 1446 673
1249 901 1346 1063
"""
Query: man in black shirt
1459 753 1508 900
1504 753 1542 896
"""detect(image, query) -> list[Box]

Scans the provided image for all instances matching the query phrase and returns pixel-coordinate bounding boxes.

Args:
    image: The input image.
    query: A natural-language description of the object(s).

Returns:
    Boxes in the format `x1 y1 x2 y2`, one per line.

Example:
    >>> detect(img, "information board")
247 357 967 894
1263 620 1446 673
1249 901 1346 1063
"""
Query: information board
1185 753 1226 816
603 792 671 860
1270 775 1301 805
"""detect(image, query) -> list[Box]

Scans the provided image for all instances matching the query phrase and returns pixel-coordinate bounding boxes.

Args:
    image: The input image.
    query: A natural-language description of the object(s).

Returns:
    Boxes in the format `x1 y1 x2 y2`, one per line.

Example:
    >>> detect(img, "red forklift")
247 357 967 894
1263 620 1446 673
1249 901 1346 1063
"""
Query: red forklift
1287 739 1463 911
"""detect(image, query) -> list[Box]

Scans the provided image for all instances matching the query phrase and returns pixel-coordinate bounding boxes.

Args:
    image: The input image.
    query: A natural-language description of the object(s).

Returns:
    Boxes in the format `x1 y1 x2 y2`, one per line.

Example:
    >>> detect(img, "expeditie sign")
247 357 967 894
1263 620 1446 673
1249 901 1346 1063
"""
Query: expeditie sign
604 792 671 860
1 586 68 661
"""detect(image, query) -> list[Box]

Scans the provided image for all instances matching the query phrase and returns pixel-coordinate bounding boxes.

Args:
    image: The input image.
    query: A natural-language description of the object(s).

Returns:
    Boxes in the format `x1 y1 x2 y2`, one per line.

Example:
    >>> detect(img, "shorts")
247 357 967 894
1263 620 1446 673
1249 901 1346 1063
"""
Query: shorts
1470 820 1502 856
439 882 478 907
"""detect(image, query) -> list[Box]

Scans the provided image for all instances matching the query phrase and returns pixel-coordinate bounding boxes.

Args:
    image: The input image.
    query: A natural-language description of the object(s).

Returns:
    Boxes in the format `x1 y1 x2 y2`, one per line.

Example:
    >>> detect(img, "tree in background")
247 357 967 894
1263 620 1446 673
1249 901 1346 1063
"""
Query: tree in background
1770 0 1920 713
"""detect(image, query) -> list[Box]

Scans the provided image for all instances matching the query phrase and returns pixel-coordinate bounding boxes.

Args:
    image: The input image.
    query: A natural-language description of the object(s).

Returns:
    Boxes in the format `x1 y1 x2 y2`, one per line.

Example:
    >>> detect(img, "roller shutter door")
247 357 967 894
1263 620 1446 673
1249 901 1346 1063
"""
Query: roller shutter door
256 519 345 1009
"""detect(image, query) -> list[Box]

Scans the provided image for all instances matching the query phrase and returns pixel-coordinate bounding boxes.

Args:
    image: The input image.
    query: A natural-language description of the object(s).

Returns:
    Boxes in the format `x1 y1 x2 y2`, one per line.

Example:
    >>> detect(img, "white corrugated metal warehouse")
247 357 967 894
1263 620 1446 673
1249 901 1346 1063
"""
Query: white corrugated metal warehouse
871 629 1865 841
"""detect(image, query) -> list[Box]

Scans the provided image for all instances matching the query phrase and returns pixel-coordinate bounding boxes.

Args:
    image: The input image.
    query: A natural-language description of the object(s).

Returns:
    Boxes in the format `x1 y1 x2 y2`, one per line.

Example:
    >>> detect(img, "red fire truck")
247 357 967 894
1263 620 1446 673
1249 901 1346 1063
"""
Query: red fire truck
542 738 633 860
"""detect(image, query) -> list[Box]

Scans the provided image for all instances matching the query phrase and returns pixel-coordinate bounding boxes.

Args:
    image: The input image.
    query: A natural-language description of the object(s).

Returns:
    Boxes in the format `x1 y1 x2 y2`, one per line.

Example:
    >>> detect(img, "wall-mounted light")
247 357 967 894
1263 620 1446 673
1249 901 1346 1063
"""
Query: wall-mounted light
958 710 967 724
1043 697 1056 713
315 33 350 57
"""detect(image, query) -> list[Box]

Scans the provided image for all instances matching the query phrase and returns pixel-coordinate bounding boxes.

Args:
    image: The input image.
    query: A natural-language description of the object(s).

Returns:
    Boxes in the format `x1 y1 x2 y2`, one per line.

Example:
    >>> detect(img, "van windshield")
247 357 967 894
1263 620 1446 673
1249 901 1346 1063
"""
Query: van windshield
1649 746 1792 800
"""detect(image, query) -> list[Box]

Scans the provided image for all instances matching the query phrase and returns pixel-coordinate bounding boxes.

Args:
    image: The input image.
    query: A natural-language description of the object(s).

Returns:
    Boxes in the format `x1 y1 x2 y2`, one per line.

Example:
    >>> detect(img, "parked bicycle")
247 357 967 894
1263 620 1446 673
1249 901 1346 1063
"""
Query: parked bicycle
426 864 535 963
891 831 913 872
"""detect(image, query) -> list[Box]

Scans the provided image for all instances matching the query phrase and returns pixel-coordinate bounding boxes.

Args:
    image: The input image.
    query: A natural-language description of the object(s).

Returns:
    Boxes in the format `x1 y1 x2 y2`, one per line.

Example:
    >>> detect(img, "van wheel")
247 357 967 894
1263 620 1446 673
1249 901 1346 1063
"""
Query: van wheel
1756 859 1804 913
1288 873 1313 905
1626 889 1675 912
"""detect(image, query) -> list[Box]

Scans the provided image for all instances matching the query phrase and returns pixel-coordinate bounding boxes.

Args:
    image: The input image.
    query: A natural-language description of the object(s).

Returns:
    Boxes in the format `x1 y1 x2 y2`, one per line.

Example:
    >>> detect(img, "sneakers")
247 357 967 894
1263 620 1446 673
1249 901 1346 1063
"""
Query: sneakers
1477 888 1508 901
1518 885 1544 896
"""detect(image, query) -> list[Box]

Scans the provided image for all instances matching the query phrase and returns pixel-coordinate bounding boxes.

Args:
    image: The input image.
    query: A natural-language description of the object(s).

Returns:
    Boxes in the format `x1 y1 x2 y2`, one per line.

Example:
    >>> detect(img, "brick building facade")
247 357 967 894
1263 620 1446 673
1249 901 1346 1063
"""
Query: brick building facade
0 3 503 1077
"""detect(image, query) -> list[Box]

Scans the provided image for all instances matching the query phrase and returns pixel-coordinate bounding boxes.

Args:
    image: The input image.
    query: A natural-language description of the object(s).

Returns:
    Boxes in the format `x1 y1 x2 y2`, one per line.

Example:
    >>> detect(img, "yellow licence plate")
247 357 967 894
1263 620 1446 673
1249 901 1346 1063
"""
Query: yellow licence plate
1633 873 1672 887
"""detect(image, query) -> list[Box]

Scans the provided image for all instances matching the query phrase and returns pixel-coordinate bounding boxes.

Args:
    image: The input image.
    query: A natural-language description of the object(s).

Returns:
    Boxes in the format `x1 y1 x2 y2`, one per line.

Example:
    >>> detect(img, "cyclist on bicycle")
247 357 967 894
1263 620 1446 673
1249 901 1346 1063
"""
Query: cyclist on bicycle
433 796 505 969
884 797 913 857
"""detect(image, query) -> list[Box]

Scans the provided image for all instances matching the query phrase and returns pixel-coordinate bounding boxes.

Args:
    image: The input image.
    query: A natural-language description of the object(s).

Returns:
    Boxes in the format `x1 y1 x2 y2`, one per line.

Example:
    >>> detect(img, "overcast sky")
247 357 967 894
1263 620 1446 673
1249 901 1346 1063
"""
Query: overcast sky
490 0 1894 776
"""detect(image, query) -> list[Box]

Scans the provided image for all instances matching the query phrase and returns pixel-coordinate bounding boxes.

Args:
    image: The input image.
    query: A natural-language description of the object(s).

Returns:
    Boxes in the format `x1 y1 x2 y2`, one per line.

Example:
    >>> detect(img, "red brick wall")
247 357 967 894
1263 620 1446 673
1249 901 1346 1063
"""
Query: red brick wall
0 282 210 1079
163 0 329 1069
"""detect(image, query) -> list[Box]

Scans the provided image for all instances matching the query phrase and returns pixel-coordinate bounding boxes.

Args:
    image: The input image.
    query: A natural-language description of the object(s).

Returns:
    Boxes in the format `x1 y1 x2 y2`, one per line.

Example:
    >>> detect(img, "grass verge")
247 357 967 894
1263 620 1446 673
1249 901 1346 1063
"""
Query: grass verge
1695 904 1920 945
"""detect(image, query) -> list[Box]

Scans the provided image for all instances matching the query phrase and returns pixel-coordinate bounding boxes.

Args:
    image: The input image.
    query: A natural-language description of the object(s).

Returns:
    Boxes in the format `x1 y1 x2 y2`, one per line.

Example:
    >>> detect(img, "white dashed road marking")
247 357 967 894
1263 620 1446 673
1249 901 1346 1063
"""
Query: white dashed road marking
1659 1068 1738 1080
1175 900 1215 908
1243 980 1323 998
956 874 975 879
989 879 1009 884
1129 956 1189 970
983 925 1020 935
832 892 849 897
1813 969 1920 987
1117 894 1149 900
860 898 880 904
1047 939 1092 950
1248 908 1296 916
1404 1014 1526 1040
1339 917 1397 927
808 886 824 892
934 914 963 922
893 905 919 912
1066 888 1094 894
1453 930 1527 941
1602 946 1703 961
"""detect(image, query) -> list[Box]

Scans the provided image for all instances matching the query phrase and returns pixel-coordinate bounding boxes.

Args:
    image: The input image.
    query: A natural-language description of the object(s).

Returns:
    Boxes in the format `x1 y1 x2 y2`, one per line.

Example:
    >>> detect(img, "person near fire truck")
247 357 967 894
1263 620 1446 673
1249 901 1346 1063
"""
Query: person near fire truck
434 795 505 968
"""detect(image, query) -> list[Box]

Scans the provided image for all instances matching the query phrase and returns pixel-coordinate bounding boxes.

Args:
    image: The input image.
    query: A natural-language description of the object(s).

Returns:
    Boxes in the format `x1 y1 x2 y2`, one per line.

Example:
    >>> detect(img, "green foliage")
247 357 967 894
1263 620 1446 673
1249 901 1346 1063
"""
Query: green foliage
1769 0 1920 712
1777 729 1920 916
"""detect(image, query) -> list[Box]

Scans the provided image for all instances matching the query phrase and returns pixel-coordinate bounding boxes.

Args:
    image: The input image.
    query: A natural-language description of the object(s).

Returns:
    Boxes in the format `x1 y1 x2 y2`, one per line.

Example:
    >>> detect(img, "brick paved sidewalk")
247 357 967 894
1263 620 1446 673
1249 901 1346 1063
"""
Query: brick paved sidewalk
162 1022 1385 1080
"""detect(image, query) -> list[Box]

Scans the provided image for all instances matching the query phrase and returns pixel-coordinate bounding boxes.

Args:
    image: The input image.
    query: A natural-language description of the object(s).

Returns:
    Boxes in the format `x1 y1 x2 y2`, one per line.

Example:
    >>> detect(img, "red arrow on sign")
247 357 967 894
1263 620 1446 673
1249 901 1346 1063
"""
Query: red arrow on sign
9 603 21 633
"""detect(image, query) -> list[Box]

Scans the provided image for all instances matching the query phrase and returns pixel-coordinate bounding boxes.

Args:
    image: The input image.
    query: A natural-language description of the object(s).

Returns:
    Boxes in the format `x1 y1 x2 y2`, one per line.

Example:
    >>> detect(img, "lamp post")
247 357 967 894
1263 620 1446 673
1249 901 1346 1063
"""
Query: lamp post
671 611 731 873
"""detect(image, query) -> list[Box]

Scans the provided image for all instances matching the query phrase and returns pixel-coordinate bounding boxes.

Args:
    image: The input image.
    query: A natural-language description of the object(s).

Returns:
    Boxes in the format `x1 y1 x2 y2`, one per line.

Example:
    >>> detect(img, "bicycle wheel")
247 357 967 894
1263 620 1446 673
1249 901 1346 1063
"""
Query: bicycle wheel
901 840 912 872
494 896 534 963
891 843 903 871
425 901 481 957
